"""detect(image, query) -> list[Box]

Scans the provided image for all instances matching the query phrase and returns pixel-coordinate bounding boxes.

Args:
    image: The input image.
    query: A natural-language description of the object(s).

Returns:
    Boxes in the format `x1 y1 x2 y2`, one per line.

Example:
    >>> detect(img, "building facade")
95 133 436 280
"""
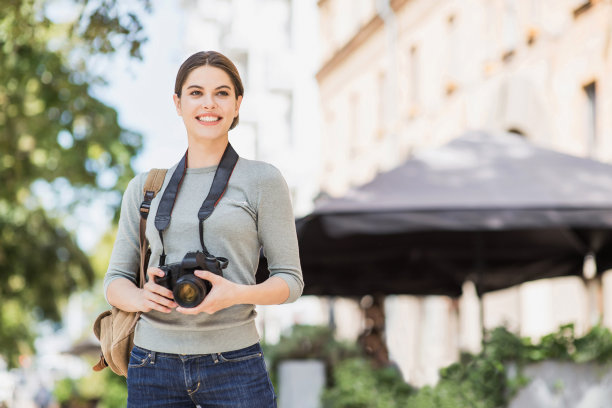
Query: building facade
180 0 322 216
317 0 612 385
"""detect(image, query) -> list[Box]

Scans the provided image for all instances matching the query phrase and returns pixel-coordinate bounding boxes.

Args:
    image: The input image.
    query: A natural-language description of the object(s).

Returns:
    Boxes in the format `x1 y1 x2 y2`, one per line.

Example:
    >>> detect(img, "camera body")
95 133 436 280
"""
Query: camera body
154 251 228 308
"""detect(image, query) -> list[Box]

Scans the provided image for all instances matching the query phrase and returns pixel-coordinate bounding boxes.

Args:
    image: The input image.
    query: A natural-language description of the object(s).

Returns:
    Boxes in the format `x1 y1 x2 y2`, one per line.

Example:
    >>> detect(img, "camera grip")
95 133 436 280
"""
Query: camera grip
153 268 172 289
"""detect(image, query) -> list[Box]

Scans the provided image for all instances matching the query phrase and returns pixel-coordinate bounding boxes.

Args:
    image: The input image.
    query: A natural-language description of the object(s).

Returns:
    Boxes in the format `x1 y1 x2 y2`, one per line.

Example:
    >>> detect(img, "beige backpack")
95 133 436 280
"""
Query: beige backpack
92 169 167 377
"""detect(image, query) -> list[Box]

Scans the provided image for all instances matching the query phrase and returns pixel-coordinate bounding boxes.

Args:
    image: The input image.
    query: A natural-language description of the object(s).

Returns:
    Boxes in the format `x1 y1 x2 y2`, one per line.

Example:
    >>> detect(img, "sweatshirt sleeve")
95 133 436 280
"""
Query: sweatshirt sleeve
103 173 147 303
256 165 304 303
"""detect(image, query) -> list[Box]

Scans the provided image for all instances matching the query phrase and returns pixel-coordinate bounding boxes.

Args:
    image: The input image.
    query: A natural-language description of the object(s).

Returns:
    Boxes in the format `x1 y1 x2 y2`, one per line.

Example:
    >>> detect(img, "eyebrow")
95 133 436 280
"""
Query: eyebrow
186 85 232 91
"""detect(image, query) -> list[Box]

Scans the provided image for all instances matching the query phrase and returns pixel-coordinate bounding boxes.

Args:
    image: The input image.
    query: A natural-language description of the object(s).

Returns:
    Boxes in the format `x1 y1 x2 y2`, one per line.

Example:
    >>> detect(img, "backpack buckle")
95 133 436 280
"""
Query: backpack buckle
140 190 155 219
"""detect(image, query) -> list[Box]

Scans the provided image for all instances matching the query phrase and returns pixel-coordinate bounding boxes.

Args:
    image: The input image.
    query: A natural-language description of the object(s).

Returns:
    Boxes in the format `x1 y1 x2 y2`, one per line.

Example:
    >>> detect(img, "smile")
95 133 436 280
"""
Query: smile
196 115 222 123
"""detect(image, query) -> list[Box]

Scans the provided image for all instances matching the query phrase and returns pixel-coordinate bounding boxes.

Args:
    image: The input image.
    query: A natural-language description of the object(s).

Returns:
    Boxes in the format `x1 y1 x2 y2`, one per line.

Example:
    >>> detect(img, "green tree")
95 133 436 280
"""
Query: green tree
0 0 150 366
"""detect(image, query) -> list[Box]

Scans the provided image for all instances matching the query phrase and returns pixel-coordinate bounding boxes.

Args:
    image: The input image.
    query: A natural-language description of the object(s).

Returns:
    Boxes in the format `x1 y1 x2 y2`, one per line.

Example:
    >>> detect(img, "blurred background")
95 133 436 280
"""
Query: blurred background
3 0 612 407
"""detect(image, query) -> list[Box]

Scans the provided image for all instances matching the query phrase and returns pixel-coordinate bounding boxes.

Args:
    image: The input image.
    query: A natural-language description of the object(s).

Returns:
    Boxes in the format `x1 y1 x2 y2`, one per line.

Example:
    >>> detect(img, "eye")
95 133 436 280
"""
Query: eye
217 91 229 96
190 90 202 96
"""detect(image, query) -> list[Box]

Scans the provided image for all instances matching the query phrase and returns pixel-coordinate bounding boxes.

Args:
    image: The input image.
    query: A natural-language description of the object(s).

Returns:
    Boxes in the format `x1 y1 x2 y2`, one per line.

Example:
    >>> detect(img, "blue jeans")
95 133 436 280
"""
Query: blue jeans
126 343 276 407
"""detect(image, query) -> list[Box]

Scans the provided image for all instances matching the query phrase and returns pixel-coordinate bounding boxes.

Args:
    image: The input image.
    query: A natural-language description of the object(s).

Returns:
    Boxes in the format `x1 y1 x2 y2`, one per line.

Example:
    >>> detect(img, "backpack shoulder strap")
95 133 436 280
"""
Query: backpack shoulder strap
140 169 168 220
137 169 167 288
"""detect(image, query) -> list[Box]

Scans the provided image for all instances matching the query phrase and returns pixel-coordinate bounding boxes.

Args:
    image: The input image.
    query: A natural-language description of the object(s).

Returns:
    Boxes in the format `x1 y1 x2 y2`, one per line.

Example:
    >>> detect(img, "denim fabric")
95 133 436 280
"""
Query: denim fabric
127 343 276 407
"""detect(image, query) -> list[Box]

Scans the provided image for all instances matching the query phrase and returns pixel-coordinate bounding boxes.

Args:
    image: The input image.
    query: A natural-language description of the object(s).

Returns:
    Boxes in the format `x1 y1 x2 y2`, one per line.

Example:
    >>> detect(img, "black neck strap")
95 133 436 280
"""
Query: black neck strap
154 143 239 265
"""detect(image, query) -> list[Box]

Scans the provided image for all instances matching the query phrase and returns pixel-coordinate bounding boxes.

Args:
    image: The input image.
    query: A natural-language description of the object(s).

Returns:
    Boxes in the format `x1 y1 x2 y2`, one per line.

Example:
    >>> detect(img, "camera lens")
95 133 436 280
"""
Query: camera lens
174 275 207 308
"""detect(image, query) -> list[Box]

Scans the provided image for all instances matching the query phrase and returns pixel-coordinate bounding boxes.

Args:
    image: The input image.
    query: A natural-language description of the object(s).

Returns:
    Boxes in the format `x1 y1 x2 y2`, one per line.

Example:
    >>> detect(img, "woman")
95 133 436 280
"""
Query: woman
104 51 304 407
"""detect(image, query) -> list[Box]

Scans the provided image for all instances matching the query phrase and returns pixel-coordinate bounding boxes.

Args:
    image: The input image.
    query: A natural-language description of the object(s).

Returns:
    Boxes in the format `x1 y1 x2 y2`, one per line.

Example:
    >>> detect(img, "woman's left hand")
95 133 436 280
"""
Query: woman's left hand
175 270 243 315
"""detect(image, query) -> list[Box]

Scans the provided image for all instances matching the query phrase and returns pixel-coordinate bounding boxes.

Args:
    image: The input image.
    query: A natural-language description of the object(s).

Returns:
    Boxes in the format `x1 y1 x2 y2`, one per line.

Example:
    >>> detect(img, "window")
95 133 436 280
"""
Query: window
445 14 458 95
502 0 518 61
508 128 525 137
409 45 419 108
377 71 388 138
349 92 360 158
583 81 597 157
526 0 541 45
572 0 594 18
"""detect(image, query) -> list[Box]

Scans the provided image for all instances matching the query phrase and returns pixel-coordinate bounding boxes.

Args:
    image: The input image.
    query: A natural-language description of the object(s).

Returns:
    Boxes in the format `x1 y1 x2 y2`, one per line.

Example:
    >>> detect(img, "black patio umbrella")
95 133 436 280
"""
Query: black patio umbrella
293 131 612 298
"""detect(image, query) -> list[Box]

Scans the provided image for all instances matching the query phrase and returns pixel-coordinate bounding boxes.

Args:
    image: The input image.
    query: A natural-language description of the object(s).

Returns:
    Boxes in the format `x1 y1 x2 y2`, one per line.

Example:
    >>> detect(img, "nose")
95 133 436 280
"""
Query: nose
201 93 216 109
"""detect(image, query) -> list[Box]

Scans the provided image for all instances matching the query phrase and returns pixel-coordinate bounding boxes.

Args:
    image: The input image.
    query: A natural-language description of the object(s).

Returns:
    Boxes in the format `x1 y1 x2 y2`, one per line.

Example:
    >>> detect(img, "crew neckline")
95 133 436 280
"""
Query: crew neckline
185 165 218 174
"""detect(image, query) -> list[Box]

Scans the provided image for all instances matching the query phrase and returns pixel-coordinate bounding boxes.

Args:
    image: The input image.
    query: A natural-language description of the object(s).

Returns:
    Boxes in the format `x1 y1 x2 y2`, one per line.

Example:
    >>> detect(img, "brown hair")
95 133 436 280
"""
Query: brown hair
174 51 244 130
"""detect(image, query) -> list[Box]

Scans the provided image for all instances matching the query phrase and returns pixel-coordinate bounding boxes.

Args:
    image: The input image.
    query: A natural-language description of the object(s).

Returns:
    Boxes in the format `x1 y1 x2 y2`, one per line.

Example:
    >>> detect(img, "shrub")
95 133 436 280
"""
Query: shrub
267 323 612 408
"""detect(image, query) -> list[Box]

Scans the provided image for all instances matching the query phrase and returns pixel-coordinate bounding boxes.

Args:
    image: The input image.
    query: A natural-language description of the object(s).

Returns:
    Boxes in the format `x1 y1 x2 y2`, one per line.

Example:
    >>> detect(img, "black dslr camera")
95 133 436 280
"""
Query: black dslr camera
154 251 228 308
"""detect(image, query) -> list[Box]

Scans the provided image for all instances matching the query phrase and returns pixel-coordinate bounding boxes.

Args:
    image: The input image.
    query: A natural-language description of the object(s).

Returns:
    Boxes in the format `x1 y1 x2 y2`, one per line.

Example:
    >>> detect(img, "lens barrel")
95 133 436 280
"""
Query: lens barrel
174 275 208 308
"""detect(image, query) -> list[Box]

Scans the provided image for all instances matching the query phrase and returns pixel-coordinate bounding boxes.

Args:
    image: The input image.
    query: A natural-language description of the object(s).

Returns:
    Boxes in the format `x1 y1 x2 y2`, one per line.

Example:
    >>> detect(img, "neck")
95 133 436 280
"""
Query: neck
187 137 229 168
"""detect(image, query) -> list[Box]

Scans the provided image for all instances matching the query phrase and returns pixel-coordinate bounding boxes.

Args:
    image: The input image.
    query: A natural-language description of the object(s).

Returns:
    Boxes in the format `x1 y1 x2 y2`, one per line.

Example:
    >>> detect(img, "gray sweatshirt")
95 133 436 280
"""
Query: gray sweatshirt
103 157 304 354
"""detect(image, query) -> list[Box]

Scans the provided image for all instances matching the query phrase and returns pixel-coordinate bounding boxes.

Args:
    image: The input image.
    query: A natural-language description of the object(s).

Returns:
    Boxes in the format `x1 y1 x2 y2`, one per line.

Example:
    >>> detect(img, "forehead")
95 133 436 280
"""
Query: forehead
183 65 233 89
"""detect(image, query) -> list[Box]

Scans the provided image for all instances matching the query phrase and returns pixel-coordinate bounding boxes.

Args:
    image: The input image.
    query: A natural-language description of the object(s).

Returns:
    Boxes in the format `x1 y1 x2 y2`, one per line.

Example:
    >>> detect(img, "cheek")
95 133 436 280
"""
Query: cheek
179 100 199 116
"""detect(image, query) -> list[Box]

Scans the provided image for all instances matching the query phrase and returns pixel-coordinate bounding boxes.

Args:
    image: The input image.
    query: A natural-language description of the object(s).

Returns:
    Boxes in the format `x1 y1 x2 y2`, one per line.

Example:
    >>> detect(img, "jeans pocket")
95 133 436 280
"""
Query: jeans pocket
128 346 152 368
217 344 263 363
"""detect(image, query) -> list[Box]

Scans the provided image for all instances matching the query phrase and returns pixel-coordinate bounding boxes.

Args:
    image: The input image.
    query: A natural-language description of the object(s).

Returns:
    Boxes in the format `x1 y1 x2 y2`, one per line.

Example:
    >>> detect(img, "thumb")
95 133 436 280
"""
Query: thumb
195 270 222 284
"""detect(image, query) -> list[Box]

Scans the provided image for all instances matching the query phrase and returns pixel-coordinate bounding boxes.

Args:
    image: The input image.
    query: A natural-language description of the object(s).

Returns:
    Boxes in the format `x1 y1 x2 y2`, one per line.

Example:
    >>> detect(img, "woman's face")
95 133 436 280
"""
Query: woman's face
173 65 242 144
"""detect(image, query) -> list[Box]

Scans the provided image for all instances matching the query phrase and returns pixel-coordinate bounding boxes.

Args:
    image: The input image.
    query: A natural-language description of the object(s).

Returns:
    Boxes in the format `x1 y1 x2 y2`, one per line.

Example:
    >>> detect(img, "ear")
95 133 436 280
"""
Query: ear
173 94 182 116
234 95 243 117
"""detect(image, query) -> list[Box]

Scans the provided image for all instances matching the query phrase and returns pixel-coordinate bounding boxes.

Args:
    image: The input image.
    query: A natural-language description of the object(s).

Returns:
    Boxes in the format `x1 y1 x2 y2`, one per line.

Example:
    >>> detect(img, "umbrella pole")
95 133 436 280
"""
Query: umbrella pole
474 232 486 344
584 275 604 327
328 296 336 331
582 252 604 327
358 294 390 368
460 280 484 353
478 291 485 342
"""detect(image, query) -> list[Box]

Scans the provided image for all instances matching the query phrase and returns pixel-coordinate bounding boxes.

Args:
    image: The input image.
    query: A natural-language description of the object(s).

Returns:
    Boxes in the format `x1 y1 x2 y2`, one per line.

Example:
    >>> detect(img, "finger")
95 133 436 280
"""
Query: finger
146 291 178 309
176 297 213 315
194 270 221 284
147 267 166 280
146 300 174 313
144 279 175 300
141 289 177 311
176 305 215 315
175 306 199 315
138 289 173 313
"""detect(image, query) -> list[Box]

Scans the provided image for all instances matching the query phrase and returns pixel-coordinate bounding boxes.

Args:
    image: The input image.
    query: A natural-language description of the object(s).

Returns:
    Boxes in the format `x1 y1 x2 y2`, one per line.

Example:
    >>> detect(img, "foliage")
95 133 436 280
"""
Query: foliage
264 325 412 407
321 358 414 408
0 0 149 366
53 368 127 408
413 324 612 407
272 324 612 408
572 324 612 363
482 323 612 365
50 227 126 407
263 325 362 389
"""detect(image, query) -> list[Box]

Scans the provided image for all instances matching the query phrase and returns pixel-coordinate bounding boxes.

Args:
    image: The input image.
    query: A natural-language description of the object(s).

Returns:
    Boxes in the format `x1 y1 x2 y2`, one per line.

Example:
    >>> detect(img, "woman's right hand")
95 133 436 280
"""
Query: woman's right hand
139 267 178 313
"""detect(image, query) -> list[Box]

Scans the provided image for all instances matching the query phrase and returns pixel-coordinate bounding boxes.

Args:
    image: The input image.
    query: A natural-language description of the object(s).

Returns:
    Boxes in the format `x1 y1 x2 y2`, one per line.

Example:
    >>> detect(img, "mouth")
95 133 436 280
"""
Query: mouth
196 115 222 124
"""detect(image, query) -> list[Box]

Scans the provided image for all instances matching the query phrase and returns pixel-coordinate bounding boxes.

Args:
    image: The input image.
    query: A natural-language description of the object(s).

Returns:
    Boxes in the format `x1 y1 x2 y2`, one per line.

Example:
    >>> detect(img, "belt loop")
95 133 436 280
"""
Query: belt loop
149 350 156 365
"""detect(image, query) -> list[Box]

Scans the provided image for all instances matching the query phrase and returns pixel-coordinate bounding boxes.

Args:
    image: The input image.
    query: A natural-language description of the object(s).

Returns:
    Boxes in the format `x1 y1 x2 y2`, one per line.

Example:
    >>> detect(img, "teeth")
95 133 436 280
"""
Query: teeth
198 116 220 122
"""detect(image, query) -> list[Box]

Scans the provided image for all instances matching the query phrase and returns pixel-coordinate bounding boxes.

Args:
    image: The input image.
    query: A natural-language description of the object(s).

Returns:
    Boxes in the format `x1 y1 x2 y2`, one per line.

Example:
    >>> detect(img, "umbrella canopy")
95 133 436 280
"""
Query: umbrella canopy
297 131 612 297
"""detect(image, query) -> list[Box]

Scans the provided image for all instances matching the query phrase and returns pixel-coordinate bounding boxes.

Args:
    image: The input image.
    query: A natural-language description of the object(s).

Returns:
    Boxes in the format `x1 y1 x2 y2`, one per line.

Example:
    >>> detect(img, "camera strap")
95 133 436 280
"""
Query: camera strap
154 143 239 266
